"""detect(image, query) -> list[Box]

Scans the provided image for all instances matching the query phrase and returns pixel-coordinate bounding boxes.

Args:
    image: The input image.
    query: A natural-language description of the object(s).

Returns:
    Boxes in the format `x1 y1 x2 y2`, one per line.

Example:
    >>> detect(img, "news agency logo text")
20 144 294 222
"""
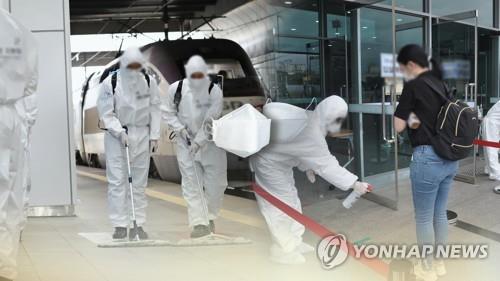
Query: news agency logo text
316 234 488 270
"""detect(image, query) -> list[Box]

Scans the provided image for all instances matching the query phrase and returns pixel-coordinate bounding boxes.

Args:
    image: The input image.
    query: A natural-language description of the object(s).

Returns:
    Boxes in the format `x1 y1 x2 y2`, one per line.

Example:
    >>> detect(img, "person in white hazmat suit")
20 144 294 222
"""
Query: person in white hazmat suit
97 47 161 240
482 101 500 193
250 96 371 265
0 8 38 281
162 55 228 238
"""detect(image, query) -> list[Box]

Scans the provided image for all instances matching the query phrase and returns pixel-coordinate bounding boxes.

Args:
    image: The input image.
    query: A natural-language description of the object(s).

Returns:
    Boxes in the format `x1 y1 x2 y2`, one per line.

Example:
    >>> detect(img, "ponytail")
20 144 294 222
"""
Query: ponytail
429 58 443 80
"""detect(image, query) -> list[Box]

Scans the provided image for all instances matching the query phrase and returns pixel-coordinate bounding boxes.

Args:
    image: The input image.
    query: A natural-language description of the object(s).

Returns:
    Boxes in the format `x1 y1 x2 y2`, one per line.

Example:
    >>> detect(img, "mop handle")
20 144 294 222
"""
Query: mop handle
125 144 137 223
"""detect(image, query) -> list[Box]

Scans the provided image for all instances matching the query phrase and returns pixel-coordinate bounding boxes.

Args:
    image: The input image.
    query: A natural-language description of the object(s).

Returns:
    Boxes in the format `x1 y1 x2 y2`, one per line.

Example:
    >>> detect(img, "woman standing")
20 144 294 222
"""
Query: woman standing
394 44 458 281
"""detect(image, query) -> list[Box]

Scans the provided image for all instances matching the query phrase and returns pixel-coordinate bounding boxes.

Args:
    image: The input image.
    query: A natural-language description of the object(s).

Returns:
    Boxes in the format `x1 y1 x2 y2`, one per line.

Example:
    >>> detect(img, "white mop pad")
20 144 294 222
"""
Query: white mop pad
173 233 252 247
79 232 173 248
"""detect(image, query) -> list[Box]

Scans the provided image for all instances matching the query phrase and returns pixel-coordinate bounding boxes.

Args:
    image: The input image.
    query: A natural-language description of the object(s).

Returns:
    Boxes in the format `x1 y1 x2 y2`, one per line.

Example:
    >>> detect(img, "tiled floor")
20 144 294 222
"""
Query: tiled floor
16 166 500 281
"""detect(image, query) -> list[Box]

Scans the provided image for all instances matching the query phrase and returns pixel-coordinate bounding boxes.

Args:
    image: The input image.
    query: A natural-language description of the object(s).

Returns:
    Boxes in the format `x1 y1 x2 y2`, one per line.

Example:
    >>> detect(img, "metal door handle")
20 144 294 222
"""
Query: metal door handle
469 83 477 107
464 83 469 101
382 85 396 144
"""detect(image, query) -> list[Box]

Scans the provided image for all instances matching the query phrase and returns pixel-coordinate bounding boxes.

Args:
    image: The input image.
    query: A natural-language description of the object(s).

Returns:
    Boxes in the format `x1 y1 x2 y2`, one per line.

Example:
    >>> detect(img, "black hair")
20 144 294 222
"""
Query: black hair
397 44 443 80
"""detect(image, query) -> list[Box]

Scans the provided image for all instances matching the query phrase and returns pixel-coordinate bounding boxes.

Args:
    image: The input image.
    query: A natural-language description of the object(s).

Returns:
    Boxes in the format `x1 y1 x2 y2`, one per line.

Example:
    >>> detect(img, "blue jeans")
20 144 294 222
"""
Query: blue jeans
410 146 458 263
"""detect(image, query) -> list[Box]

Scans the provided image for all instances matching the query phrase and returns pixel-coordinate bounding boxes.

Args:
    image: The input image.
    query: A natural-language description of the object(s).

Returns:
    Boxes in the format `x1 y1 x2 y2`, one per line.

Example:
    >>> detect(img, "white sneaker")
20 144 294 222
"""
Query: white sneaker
414 262 438 281
489 175 500 181
434 260 446 277
494 186 500 194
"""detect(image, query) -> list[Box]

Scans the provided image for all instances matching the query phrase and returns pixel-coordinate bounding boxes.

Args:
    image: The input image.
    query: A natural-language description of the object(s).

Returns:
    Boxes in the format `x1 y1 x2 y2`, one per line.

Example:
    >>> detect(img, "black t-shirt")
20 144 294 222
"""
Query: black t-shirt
394 71 447 147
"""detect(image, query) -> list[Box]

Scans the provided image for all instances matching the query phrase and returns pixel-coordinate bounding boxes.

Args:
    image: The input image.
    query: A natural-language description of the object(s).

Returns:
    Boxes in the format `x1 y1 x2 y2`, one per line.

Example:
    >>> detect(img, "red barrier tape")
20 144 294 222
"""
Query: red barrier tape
474 139 500 149
251 183 389 278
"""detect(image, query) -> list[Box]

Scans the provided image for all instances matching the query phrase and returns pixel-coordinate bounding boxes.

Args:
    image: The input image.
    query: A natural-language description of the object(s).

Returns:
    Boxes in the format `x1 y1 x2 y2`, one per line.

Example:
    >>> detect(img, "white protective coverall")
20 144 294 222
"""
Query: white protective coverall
17 94 38 224
0 8 38 280
162 55 228 227
483 101 500 181
97 47 161 228
250 96 359 264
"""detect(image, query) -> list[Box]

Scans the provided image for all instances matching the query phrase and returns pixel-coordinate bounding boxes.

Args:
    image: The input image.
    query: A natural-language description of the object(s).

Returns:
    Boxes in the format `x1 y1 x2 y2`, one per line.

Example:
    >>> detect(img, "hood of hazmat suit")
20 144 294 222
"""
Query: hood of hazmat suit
313 95 348 136
0 8 39 280
118 47 147 109
249 96 357 261
185 55 210 92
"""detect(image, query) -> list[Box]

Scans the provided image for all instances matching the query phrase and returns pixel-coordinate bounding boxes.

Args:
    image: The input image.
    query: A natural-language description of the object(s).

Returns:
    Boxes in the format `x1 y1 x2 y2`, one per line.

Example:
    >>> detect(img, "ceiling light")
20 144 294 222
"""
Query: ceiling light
397 18 403 22
362 26 368 29
284 1 293 5
372 36 377 39
291 28 297 31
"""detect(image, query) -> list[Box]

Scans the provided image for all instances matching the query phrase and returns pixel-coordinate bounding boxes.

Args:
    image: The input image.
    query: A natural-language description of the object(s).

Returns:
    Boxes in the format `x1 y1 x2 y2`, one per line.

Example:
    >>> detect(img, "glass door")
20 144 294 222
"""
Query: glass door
432 10 479 183
348 2 425 210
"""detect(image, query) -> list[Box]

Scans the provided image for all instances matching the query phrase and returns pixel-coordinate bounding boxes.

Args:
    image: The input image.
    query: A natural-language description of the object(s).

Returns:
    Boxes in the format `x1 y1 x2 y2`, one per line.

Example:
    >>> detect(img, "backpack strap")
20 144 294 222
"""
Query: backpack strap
209 82 215 94
174 80 183 112
111 71 118 95
421 76 452 102
141 69 151 88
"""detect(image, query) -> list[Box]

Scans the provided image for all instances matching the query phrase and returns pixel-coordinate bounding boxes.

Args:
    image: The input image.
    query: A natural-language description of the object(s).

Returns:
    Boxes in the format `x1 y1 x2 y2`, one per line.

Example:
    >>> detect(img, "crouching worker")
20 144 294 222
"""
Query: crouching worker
161 55 228 238
97 47 161 240
250 96 371 265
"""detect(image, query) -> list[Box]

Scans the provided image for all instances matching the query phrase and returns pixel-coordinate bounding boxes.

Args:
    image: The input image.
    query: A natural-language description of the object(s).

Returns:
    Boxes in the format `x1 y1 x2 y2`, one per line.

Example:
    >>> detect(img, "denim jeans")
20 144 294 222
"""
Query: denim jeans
410 145 458 266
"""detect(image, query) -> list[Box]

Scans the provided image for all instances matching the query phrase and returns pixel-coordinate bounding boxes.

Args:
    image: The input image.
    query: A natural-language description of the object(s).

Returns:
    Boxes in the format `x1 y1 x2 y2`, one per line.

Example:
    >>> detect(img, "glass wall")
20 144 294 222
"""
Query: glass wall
325 2 351 102
432 0 494 27
379 0 424 11
271 0 321 104
478 29 496 111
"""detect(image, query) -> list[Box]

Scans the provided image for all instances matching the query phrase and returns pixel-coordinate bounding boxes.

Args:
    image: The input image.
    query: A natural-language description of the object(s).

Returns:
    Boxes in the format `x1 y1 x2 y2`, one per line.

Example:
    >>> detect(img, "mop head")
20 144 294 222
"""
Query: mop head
79 232 173 248
173 233 252 247
98 239 174 248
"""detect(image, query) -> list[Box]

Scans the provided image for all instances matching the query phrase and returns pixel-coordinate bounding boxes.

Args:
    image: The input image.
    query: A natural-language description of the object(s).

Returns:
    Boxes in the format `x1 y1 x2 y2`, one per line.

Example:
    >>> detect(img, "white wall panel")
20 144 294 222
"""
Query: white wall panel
29 31 73 206
11 0 64 31
1 0 10 11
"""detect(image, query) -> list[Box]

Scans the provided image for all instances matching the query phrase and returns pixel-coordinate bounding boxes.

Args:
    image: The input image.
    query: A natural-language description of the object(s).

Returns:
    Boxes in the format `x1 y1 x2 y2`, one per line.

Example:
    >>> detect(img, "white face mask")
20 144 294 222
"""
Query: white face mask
189 78 206 90
326 119 343 134
123 68 142 80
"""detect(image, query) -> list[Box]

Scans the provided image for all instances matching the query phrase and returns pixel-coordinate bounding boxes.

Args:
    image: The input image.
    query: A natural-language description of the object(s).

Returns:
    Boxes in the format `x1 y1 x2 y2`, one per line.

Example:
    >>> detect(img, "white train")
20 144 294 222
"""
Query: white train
74 38 266 183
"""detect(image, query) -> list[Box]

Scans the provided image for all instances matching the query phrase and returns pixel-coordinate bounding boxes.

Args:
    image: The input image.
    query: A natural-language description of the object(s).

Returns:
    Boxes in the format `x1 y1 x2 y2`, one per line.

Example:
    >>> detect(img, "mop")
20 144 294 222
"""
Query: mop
96 143 173 248
171 138 251 247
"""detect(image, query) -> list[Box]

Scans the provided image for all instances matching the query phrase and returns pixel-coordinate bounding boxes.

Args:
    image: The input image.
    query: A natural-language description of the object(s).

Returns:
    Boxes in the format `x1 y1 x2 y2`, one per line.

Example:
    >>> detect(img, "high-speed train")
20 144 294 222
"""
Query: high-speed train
74 38 267 183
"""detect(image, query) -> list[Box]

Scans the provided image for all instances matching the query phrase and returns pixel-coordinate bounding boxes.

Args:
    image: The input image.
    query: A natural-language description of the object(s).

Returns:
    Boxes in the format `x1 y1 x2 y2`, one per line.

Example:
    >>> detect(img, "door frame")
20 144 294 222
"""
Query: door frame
349 1 405 210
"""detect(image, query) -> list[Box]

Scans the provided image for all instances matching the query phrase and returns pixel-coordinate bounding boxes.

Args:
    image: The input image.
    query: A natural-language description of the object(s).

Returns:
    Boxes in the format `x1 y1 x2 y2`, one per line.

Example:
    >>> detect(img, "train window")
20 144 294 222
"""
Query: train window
145 65 162 85
205 59 246 79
